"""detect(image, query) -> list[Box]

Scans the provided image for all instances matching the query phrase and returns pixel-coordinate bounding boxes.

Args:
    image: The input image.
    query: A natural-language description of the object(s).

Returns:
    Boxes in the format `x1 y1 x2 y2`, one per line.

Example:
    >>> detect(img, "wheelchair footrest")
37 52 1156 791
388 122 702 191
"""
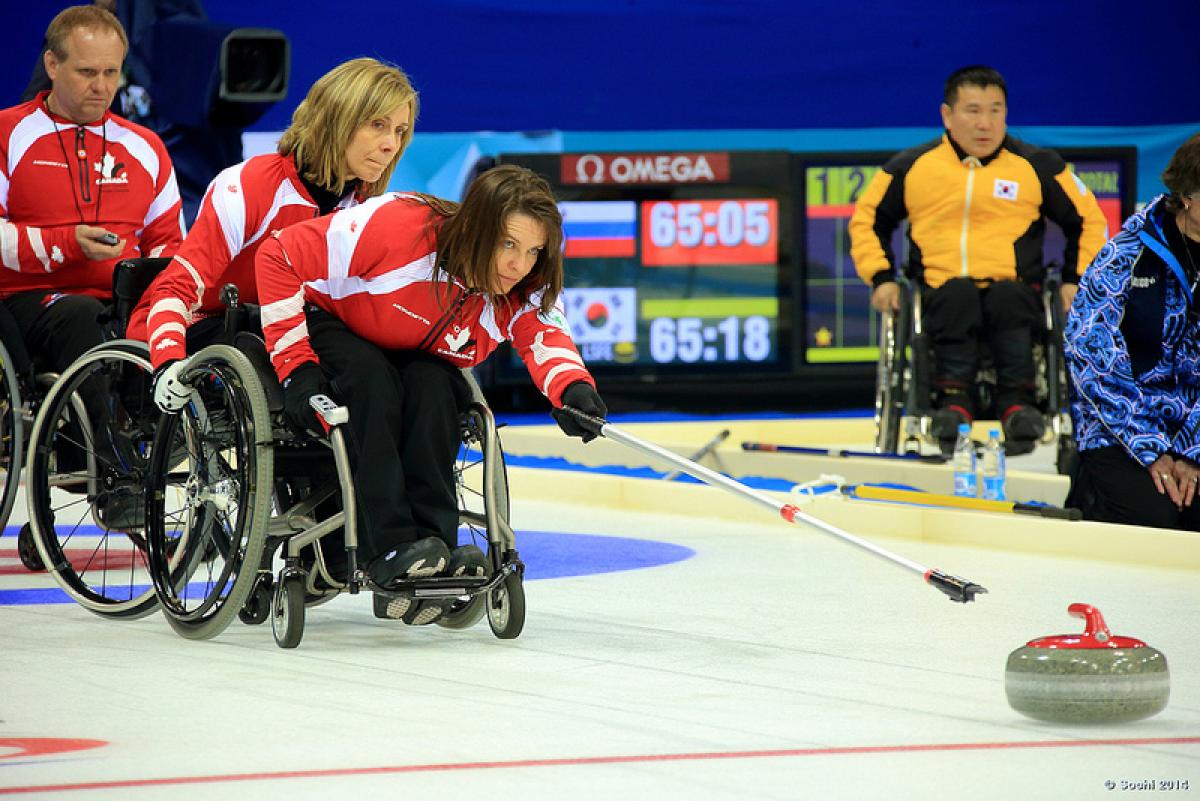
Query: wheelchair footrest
374 574 495 599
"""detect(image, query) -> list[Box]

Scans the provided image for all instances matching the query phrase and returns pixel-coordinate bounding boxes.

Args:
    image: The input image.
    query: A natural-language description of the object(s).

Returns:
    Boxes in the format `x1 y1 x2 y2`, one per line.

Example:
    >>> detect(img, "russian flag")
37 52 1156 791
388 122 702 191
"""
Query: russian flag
560 201 636 258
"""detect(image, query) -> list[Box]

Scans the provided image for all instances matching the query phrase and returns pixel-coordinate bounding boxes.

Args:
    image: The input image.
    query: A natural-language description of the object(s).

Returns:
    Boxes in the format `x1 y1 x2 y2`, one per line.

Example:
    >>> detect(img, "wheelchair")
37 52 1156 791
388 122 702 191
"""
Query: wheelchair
142 322 524 649
20 258 173 618
0 310 53 558
872 270 1076 474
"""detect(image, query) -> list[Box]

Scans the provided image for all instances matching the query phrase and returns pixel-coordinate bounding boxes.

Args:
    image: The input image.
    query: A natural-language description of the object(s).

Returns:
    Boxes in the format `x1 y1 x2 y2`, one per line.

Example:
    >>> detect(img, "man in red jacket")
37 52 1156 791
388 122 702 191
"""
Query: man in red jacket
0 5 183 528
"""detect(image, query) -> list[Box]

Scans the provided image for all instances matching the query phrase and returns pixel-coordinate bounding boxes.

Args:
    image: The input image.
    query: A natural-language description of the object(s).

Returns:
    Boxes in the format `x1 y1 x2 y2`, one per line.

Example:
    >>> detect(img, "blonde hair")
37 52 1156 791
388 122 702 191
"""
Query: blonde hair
277 58 418 197
45 5 128 60
433 165 564 314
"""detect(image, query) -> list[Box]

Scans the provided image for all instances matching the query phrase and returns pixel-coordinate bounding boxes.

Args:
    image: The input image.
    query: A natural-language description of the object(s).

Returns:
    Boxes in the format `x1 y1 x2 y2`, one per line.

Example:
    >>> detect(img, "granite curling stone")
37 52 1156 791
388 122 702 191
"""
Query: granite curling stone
1005 603 1169 724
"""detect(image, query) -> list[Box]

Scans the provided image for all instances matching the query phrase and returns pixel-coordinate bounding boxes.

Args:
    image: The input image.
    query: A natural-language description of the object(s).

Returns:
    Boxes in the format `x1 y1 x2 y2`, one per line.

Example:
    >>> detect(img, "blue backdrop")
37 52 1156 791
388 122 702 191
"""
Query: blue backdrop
6 0 1199 203
8 0 1199 132
179 0 1200 132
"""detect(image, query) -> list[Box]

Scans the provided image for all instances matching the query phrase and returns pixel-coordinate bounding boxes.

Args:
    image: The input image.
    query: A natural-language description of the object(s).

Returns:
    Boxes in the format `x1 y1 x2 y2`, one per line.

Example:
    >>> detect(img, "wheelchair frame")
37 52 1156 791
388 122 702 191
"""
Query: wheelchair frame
872 273 1077 473
143 336 524 649
20 258 172 617
1 339 52 561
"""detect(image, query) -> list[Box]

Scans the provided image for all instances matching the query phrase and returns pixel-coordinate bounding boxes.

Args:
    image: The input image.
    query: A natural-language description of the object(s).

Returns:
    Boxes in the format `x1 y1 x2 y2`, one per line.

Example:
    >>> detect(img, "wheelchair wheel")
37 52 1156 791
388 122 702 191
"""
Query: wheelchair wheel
145 344 273 641
271 572 306 649
873 308 907 454
487 570 525 639
0 342 24 535
17 524 43 572
238 572 274 625
25 341 160 619
454 403 511 549
439 403 511 630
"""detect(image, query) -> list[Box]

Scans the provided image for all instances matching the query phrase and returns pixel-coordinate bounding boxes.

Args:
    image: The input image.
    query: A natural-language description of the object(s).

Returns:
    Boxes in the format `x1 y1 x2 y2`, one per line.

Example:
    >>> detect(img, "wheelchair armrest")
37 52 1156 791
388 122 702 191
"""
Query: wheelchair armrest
111 257 172 334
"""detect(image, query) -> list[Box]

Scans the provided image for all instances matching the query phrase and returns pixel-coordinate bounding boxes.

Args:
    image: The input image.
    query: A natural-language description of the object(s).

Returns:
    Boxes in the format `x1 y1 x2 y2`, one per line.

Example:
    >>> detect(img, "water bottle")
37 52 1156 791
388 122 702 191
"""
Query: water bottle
952 422 977 497
982 428 1006 501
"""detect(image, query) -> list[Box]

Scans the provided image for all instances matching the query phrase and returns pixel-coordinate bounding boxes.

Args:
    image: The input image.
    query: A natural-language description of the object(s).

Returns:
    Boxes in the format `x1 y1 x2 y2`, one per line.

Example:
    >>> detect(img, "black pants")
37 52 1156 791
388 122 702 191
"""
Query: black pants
1068 446 1200 530
3 292 121 466
306 311 470 561
4 292 107 374
923 278 1042 411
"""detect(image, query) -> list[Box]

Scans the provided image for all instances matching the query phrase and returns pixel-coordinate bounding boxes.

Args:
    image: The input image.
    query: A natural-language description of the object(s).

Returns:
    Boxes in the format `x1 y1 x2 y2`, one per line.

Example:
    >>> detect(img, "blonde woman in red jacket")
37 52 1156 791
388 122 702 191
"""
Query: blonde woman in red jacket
141 57 416 382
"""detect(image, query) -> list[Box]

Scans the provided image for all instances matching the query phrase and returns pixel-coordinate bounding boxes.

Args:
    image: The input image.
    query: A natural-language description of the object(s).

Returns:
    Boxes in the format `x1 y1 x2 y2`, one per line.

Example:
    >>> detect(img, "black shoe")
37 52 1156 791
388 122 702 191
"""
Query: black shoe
94 491 145 532
446 544 489 578
931 407 969 443
367 536 450 587
1001 404 1044 447
1004 438 1037 457
371 593 450 625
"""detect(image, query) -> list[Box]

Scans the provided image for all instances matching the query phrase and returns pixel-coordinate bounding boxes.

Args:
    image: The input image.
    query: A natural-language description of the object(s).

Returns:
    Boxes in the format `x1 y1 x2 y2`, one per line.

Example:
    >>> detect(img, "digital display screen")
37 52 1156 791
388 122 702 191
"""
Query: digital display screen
803 164 892 364
640 199 778 266
559 196 784 371
801 150 1135 365
489 150 798 378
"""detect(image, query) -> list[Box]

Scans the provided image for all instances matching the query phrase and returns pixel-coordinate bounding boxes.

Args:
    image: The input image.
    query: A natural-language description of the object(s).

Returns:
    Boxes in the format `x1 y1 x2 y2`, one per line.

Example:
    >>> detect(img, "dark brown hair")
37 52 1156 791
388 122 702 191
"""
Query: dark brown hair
433 165 564 313
1161 132 1200 216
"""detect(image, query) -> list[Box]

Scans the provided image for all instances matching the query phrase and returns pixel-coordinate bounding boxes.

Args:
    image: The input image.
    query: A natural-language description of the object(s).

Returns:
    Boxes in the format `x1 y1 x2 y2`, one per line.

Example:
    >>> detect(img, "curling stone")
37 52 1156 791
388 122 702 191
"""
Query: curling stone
1005 603 1169 724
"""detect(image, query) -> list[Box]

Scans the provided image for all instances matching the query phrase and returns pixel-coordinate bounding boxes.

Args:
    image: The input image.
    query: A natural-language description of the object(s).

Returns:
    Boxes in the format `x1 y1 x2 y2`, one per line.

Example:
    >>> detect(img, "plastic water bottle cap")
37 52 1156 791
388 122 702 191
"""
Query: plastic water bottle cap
957 423 970 435
989 428 1001 439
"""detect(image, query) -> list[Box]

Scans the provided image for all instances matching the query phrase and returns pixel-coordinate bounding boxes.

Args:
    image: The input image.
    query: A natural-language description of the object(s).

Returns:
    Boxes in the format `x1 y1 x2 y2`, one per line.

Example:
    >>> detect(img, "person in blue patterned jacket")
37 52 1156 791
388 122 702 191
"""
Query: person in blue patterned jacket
1065 133 1200 528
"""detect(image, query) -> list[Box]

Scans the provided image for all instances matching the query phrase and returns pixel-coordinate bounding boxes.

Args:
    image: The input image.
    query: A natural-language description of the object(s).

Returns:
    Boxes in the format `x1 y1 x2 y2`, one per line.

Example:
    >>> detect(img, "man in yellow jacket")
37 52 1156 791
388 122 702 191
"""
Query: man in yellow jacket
849 65 1108 453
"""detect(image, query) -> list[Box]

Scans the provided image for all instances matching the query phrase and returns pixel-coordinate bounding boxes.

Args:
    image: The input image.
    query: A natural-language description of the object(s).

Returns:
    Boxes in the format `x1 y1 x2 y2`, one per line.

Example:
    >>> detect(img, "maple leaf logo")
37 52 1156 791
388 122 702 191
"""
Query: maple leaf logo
93 153 124 179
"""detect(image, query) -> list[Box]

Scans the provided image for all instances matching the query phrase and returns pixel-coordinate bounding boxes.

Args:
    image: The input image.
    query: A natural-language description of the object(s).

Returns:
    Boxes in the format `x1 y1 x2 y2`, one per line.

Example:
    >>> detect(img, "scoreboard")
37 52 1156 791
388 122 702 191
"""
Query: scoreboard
501 151 796 378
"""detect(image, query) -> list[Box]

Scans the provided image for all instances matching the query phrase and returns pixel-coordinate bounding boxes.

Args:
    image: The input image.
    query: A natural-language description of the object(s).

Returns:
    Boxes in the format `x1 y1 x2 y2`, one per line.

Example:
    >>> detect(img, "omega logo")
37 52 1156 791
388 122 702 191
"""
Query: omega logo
565 152 729 185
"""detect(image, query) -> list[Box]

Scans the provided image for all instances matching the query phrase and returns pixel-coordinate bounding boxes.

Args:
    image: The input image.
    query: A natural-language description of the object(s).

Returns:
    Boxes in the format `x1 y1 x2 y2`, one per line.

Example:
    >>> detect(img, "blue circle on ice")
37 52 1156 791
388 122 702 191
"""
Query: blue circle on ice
0 527 695 605
476 529 695 580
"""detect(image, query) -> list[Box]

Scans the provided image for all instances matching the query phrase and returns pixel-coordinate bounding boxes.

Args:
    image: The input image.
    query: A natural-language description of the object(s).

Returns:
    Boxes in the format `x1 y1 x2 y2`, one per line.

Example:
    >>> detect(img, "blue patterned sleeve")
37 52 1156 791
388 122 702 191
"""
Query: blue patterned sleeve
1065 236 1171 464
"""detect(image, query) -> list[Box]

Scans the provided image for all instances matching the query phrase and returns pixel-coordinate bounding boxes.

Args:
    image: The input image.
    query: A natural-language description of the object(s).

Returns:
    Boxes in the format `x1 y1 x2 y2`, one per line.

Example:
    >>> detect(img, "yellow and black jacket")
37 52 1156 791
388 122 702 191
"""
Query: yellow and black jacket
849 134 1108 289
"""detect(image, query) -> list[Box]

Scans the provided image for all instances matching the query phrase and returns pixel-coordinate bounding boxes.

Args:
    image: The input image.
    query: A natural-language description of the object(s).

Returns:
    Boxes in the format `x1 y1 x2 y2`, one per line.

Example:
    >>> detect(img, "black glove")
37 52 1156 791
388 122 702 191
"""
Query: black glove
552 381 607 442
282 362 333 436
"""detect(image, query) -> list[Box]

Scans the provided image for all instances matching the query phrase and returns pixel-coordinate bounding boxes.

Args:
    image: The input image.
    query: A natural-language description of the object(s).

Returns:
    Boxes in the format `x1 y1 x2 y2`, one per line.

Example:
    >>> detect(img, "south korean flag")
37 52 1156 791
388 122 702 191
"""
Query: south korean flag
993 179 1019 201
562 287 637 344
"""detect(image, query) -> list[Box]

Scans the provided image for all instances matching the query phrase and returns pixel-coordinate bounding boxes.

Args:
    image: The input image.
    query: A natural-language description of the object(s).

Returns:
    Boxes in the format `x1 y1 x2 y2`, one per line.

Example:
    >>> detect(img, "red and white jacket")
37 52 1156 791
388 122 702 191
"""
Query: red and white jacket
129 152 360 368
0 91 183 299
257 193 595 406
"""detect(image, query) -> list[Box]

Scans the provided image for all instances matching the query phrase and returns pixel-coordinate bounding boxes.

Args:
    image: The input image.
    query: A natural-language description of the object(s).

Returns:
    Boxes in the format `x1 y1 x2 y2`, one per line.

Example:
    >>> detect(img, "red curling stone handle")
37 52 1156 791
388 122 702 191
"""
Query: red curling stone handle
1068 603 1111 643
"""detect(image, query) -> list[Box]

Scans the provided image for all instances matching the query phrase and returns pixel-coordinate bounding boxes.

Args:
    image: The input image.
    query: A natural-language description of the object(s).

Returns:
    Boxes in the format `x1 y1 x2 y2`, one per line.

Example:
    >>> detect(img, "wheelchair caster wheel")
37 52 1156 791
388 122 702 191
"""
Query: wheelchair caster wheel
487 571 525 640
238 573 274 625
437 593 487 630
17 523 45 572
272 573 306 648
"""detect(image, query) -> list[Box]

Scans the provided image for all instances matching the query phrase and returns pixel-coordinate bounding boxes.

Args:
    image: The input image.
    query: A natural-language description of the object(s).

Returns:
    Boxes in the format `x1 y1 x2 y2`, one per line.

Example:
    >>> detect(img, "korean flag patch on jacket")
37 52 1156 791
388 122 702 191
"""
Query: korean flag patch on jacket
994 179 1019 201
